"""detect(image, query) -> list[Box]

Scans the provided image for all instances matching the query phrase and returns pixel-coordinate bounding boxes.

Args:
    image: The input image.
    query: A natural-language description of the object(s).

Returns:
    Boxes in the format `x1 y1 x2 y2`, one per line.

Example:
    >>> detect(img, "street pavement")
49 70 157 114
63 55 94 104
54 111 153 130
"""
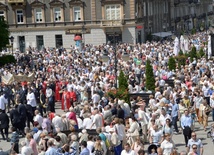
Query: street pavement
0 103 214 154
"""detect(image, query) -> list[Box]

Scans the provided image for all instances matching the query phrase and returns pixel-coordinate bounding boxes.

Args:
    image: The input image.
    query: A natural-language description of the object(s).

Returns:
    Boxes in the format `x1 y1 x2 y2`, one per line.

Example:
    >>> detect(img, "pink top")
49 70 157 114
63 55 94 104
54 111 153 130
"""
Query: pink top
30 139 38 155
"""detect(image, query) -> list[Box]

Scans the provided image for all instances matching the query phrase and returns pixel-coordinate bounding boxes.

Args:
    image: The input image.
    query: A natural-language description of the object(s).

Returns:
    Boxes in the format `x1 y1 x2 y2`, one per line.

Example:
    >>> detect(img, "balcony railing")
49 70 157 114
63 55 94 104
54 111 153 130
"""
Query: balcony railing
100 19 124 27
8 0 25 3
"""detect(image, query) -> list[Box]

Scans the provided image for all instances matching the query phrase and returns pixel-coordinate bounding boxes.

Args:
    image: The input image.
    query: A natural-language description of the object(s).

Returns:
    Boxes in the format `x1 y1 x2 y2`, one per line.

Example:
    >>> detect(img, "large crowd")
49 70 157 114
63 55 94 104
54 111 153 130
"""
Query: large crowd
0 31 214 155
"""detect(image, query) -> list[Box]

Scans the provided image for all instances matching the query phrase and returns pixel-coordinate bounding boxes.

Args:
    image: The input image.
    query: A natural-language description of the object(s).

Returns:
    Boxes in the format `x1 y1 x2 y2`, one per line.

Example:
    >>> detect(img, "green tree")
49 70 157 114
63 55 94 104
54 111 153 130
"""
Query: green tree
118 70 128 90
189 46 197 62
168 57 176 71
0 16 9 51
145 60 155 91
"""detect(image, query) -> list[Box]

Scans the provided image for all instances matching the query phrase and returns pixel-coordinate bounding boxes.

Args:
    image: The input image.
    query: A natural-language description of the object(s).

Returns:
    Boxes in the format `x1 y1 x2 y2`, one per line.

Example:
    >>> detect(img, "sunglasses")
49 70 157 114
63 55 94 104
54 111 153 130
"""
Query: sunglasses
193 147 197 149
192 135 196 137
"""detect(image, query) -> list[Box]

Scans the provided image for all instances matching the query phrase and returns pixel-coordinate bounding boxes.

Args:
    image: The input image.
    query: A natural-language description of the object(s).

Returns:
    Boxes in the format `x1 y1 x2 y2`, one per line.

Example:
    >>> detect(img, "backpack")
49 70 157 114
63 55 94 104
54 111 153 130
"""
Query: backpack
94 149 103 155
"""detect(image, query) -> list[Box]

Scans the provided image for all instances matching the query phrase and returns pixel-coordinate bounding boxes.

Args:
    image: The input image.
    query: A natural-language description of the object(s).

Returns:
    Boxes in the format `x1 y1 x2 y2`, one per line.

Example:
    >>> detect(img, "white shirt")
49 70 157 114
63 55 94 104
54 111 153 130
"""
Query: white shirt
0 95 8 110
161 140 175 155
21 146 34 155
92 114 102 128
52 115 64 131
82 118 93 129
34 114 43 126
26 92 37 107
121 149 136 155
46 88 53 98
92 93 100 104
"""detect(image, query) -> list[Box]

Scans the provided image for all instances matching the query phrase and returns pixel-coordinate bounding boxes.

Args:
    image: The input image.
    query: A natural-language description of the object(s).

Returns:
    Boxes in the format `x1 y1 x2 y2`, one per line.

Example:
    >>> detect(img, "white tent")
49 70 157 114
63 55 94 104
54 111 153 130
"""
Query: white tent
173 37 179 56
208 35 211 59
152 31 172 38
180 35 185 52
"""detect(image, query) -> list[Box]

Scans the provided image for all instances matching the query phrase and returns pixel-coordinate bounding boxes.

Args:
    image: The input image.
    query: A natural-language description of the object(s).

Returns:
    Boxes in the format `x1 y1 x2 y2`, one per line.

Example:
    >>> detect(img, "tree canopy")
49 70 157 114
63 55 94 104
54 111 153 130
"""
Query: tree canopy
0 16 9 51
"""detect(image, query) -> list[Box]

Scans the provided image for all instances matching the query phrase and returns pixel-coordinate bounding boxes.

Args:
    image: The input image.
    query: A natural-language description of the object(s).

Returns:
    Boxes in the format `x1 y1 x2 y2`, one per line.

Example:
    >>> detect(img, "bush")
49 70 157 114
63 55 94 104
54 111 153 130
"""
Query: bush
0 55 16 66
189 46 197 62
145 60 155 91
175 55 187 69
178 50 184 55
118 70 128 90
106 71 130 103
191 28 196 35
198 48 205 58
168 57 176 71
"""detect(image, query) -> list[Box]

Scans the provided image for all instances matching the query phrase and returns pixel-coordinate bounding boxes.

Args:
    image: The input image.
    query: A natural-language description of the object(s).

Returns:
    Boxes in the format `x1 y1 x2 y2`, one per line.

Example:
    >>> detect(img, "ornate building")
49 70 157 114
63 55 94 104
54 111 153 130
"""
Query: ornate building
0 0 144 50
0 0 213 50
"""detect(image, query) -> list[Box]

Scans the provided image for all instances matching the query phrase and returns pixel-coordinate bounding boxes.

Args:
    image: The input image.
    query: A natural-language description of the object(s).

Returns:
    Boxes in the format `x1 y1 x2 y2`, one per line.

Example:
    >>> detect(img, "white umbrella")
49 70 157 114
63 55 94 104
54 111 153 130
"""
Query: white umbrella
173 37 179 56
208 35 211 59
180 35 185 52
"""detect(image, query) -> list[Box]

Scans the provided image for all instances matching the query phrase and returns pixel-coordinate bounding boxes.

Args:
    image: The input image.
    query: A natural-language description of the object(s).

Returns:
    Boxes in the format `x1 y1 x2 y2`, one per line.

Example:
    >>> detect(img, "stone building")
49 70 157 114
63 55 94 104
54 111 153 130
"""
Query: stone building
0 0 213 50
0 0 144 50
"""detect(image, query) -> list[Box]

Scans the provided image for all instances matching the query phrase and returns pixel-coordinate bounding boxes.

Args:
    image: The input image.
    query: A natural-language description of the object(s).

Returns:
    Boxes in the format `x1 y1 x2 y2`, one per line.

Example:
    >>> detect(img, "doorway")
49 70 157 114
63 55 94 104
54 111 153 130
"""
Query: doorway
19 36 25 52
36 35 44 51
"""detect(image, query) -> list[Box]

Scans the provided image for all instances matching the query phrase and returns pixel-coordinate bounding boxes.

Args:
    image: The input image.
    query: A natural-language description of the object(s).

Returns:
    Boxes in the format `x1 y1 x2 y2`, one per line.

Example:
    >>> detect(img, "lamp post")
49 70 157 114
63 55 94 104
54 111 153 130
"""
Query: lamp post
113 31 117 88
9 36 14 54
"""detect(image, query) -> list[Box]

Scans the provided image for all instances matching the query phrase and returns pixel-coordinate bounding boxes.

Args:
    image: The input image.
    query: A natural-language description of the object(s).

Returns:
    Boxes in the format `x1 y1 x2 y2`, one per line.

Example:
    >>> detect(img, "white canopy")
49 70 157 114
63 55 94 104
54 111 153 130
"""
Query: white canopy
152 31 173 38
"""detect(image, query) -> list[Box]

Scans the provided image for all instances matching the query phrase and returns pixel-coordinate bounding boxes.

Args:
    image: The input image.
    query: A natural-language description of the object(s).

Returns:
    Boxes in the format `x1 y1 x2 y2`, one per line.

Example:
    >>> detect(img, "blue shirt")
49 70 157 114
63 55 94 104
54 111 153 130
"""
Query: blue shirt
171 103 179 117
181 115 192 129
79 148 90 155
45 147 57 155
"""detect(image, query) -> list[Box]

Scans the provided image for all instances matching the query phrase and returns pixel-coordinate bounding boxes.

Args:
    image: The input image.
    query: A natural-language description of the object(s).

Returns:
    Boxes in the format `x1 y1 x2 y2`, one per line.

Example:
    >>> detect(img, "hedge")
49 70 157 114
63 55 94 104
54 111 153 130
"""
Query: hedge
0 55 16 66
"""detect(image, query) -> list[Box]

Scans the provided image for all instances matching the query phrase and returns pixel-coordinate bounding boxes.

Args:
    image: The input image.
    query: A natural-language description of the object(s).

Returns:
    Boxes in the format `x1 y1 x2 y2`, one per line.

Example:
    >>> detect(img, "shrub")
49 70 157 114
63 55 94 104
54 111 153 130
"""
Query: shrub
175 55 187 69
106 71 130 103
118 70 128 90
178 50 184 55
191 28 196 35
0 55 16 66
168 57 176 71
189 46 197 62
145 60 155 91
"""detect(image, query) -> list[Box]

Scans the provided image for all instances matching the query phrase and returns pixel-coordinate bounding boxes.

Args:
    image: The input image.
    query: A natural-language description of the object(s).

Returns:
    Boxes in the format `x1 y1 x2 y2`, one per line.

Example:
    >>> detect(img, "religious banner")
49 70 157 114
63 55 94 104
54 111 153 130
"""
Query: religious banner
1 73 35 84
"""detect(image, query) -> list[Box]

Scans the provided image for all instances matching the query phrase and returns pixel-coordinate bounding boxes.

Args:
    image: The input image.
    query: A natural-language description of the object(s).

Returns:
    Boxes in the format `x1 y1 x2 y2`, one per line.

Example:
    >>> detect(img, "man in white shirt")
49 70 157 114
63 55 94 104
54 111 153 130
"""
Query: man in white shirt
0 93 8 113
82 113 93 129
91 91 100 104
52 114 64 131
34 110 43 126
90 108 102 129
121 143 136 155
26 88 37 112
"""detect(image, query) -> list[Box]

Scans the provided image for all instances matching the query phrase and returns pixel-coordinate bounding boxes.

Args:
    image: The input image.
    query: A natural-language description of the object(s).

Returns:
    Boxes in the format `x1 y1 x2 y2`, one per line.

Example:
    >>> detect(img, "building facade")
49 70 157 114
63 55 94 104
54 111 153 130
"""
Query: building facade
143 0 213 36
0 0 144 51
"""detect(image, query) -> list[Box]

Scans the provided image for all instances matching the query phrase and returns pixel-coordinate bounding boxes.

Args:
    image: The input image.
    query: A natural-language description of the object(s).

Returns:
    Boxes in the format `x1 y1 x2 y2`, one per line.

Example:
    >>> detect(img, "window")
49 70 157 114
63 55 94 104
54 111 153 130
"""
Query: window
36 35 44 50
16 10 23 23
35 8 42 22
55 35 63 48
148 2 153 16
105 5 120 20
73 7 81 21
0 10 4 19
54 8 61 22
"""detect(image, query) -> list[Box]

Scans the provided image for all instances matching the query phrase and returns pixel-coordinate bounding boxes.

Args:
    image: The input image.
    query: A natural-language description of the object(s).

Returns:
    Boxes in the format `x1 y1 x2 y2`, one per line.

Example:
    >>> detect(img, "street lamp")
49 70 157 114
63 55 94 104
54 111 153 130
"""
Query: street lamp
113 32 117 88
9 36 14 54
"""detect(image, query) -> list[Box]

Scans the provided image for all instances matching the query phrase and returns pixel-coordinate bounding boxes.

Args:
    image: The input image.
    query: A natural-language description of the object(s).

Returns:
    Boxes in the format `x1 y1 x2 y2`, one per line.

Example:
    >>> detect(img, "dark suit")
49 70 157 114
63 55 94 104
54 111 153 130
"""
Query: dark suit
0 112 9 140
25 104 34 128
18 87 28 104
39 93 46 116
17 103 27 134
10 108 21 130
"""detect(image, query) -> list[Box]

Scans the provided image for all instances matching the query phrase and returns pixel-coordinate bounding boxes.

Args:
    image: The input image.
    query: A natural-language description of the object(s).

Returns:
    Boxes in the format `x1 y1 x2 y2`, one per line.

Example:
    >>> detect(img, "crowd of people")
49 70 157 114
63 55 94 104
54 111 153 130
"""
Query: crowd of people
0 31 214 155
